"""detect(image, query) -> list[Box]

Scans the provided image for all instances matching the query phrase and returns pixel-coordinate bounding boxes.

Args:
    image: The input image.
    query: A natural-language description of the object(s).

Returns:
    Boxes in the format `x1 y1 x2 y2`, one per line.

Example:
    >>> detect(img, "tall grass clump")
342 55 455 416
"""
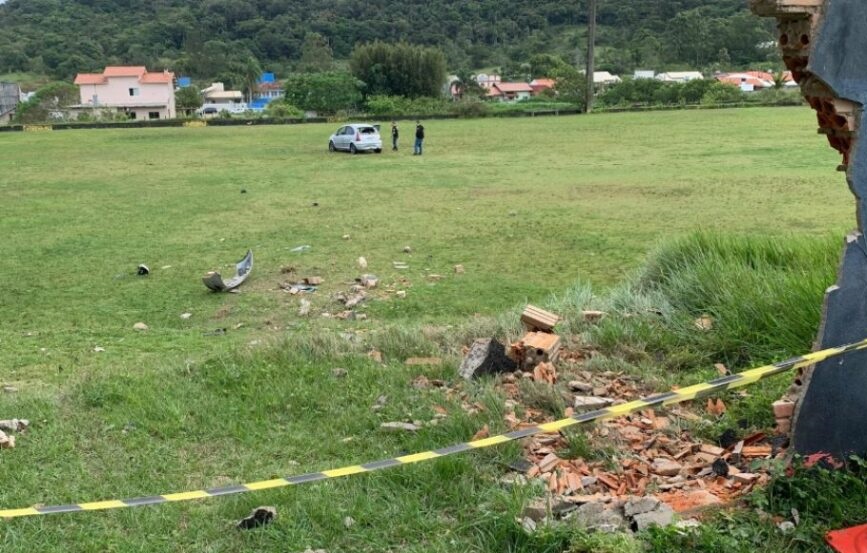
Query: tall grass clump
586 232 840 370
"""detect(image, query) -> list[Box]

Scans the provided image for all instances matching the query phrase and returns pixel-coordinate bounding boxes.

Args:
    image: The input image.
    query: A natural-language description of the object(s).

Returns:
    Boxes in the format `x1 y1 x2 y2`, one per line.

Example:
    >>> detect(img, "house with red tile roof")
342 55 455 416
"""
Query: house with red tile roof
487 82 534 102
74 66 176 120
715 71 798 92
530 78 556 95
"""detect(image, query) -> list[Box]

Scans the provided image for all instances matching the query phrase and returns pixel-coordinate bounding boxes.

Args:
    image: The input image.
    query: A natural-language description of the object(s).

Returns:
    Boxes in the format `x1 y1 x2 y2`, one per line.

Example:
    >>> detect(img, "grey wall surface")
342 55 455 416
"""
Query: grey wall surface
793 0 867 457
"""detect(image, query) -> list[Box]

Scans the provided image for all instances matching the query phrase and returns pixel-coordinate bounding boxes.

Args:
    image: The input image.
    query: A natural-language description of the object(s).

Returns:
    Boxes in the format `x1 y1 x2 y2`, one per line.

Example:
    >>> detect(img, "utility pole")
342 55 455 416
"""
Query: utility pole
585 0 598 113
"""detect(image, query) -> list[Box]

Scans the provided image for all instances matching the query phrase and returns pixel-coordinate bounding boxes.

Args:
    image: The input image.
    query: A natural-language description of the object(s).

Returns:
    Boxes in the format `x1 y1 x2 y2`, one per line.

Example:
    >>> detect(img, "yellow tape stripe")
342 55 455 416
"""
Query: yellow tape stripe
396 452 441 464
1 337 864 520
537 419 580 432
163 490 210 502
79 500 127 511
467 435 512 448
322 466 368 478
0 508 39 517
244 479 291 491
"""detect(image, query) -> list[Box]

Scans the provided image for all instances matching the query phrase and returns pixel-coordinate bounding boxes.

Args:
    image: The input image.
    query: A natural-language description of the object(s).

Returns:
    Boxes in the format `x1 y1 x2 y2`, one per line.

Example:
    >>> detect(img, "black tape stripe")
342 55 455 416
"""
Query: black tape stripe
361 459 403 471
574 409 611 422
285 473 328 485
122 496 167 507
641 392 680 406
503 427 543 440
706 374 745 387
35 504 83 514
204 485 249 496
433 443 474 456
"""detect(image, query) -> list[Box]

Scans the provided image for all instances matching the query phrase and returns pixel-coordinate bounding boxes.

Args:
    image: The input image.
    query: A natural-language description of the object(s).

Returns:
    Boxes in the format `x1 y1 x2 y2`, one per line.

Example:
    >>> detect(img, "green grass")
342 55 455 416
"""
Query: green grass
0 108 858 551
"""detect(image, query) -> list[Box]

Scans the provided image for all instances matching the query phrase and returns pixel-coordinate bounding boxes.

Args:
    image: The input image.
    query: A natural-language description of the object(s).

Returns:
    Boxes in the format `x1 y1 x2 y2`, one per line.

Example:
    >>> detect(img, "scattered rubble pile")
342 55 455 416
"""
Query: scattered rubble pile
277 256 419 320
520 494 682 534
456 305 784 531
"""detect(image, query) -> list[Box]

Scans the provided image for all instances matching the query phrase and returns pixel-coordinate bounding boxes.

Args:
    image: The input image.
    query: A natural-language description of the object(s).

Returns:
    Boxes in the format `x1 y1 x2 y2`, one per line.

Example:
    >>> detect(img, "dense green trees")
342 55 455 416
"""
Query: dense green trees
349 42 447 99
297 33 334 73
14 82 78 123
175 87 203 111
0 0 775 81
282 72 363 114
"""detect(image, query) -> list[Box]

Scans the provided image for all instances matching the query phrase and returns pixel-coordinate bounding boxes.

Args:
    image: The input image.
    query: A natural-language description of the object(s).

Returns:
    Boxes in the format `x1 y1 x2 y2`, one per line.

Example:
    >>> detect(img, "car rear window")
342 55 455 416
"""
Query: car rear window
359 127 377 134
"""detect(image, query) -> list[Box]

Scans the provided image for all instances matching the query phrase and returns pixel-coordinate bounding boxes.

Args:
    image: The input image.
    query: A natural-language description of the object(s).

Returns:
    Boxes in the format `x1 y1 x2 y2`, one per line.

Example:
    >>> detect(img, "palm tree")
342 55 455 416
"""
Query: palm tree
453 69 484 100
238 56 262 105
773 71 786 90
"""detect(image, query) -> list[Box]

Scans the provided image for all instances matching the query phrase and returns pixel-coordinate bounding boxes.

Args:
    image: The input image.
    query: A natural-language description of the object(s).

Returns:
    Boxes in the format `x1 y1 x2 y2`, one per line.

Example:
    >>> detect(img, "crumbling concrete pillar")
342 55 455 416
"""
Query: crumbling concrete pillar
752 0 867 457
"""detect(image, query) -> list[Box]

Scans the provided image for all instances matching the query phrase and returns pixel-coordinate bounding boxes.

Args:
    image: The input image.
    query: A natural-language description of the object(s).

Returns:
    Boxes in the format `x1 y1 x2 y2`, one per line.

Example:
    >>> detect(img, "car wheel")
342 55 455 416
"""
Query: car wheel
374 148 382 154
350 143 357 154
329 141 336 152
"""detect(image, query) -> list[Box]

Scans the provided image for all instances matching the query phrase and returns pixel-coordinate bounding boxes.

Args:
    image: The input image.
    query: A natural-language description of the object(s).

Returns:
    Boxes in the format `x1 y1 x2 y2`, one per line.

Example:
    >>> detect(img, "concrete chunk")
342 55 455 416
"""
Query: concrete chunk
574 396 614 412
632 505 675 531
459 338 517 380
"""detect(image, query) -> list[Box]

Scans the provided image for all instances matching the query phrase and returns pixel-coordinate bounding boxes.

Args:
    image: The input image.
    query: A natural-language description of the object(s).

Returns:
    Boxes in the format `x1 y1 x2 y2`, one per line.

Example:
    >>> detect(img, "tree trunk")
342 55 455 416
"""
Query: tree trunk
585 0 598 114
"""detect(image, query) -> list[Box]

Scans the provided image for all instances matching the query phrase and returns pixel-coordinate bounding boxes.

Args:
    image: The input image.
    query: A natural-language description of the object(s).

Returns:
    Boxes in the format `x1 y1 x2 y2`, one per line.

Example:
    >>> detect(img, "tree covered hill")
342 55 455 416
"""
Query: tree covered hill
0 0 774 81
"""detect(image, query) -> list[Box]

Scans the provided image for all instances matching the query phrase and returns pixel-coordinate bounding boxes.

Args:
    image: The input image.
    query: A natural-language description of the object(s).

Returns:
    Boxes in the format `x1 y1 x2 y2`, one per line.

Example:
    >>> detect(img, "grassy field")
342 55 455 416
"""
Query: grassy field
0 108 856 552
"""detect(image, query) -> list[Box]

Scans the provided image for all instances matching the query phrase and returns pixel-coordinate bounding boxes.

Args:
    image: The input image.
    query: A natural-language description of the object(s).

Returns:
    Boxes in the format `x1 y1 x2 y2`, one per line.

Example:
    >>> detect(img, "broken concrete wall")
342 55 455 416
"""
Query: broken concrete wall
751 0 867 457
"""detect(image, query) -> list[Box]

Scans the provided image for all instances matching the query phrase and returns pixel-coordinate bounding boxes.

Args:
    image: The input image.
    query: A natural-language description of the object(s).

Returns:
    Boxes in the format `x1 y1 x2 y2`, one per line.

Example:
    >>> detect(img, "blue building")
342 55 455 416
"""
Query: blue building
250 72 284 110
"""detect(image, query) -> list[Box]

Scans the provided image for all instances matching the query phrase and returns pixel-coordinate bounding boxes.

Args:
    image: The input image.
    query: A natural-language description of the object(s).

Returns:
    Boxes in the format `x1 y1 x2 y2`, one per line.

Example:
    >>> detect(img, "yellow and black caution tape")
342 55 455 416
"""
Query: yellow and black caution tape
3 338 867 519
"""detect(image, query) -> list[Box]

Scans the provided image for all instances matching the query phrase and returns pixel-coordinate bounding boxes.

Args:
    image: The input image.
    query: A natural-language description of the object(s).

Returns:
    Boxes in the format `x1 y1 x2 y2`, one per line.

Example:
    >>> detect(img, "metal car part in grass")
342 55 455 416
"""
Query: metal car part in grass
202 250 253 292
328 123 383 154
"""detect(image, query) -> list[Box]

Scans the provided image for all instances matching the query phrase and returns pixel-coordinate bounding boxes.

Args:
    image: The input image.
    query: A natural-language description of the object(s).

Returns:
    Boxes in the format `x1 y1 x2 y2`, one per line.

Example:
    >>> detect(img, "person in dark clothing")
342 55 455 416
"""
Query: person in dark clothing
391 121 399 151
414 121 425 156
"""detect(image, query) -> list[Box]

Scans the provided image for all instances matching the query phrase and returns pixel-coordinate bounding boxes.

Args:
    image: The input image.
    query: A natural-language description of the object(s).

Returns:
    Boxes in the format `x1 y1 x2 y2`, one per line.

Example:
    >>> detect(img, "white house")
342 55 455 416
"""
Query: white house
201 82 244 105
594 71 622 85
475 73 502 90
656 71 704 83
634 70 656 80
74 66 176 119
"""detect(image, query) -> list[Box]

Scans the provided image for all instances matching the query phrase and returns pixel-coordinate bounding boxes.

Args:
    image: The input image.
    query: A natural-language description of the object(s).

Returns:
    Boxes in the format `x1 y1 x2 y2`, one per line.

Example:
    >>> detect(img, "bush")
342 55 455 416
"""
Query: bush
752 88 805 106
14 81 78 123
622 232 838 366
283 72 364 114
265 100 303 118
350 41 447 98
449 98 490 118
598 79 762 109
700 82 746 106
364 95 449 116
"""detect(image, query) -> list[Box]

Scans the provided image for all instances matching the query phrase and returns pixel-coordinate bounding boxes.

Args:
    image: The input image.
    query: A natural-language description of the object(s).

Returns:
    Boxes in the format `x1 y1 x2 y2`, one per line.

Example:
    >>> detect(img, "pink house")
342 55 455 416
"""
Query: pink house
486 82 534 102
74 66 176 120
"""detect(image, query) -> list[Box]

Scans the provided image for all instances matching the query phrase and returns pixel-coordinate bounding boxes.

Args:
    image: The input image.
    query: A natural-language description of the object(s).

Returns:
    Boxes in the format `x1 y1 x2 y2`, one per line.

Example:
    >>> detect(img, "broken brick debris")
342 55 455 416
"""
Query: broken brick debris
489 344 781 516
521 305 561 333
510 332 561 370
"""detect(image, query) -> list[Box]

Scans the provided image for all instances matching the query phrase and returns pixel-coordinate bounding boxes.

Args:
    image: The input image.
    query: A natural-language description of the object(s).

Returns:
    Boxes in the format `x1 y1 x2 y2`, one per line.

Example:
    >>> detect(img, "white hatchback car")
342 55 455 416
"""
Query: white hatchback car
328 123 383 154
